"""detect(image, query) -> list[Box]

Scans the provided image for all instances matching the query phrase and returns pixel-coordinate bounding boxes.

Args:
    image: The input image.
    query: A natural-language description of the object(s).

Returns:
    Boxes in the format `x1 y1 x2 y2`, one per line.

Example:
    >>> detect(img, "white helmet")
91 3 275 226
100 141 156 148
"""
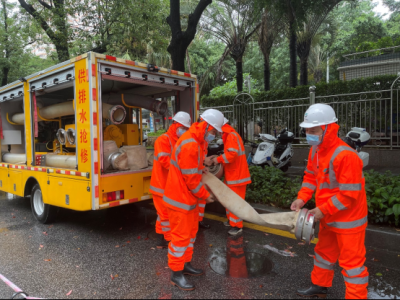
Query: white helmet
200 109 224 132
300 104 338 128
223 118 229 125
173 111 191 128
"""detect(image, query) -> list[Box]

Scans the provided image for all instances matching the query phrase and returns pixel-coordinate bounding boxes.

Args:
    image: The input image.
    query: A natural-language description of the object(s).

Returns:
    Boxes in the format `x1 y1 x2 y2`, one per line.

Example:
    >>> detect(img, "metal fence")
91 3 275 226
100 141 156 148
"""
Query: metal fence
200 75 400 149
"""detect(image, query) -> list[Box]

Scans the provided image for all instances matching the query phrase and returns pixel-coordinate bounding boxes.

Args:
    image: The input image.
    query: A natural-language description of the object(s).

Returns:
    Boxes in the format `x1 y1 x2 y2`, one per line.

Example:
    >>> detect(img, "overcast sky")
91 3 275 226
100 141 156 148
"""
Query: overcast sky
373 0 392 19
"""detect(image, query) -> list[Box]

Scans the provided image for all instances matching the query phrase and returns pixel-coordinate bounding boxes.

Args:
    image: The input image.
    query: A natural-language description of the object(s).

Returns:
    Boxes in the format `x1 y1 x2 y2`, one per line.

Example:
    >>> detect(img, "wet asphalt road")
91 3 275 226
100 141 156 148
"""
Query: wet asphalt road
0 192 399 299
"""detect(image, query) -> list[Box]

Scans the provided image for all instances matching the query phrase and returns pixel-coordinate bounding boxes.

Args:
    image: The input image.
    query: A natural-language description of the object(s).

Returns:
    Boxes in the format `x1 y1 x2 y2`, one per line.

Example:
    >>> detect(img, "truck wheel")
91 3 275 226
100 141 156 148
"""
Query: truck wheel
31 184 58 224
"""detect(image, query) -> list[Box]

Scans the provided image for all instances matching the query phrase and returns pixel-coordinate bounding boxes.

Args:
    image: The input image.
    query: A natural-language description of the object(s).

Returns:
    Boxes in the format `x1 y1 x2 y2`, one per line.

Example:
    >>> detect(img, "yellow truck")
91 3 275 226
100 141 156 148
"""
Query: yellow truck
0 52 199 223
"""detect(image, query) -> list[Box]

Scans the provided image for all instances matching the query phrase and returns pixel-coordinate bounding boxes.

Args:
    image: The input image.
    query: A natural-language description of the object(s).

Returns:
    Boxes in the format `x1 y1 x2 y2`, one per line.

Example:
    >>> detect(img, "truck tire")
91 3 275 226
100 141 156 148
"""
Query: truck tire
31 184 58 224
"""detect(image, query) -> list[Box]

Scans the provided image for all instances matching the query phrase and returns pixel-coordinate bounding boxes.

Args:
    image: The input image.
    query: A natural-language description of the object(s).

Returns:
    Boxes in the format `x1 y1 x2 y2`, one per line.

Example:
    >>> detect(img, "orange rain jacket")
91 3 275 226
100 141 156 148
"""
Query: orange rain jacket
149 123 181 196
217 124 251 186
298 123 368 234
163 122 210 214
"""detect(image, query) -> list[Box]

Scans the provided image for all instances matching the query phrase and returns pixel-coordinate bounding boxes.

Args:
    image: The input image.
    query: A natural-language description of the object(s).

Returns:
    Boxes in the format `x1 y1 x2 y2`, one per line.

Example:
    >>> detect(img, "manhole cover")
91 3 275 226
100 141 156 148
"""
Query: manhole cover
209 247 273 278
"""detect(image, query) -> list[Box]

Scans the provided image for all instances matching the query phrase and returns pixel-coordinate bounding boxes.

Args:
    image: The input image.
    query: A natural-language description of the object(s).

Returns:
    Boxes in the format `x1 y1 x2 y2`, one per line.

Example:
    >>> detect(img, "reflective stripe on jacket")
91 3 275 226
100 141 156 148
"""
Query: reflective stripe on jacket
163 122 211 214
297 123 368 234
149 123 179 196
217 124 251 186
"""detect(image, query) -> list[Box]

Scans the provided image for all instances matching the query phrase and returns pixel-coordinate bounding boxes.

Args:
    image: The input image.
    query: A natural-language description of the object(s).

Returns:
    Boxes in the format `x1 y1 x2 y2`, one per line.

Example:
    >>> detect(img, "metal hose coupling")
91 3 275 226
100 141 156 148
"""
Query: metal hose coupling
208 163 224 179
295 208 317 245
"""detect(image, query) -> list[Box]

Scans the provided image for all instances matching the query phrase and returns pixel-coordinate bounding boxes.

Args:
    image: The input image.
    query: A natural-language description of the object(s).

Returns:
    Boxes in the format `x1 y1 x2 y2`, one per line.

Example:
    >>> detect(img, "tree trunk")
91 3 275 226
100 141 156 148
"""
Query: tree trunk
1 67 9 87
264 58 270 91
289 21 297 88
1 0 10 86
167 0 212 72
236 59 243 93
299 57 308 86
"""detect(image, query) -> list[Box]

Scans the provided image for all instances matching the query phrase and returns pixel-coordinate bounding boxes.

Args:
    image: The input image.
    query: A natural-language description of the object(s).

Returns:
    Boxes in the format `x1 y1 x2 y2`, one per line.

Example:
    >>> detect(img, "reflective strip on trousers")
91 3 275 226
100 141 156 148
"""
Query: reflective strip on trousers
302 182 316 191
343 275 369 285
229 217 242 223
157 215 161 221
331 195 347 211
170 243 188 252
315 252 335 267
191 182 203 194
168 249 185 258
327 216 368 229
150 185 164 194
226 177 251 185
181 168 199 175
161 221 170 226
314 259 334 270
198 203 206 208
345 266 366 277
162 227 171 232
163 196 197 211
199 213 204 217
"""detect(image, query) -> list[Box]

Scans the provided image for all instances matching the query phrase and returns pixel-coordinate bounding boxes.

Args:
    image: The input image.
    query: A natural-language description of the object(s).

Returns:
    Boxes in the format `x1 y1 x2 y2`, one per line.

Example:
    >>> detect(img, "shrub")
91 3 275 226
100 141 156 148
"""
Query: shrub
365 170 400 227
245 166 302 209
148 129 166 137
201 74 398 108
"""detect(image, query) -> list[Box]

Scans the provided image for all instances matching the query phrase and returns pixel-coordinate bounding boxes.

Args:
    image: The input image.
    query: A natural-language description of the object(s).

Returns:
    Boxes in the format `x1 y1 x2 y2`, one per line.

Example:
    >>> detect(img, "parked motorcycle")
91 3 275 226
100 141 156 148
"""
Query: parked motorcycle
248 128 295 172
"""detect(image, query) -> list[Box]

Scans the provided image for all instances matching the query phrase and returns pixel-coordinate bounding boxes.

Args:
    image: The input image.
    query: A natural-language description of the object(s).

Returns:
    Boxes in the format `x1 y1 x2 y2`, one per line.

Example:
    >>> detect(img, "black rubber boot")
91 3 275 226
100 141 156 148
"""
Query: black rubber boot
199 221 211 229
183 262 204 276
156 234 169 249
297 284 328 298
171 271 195 291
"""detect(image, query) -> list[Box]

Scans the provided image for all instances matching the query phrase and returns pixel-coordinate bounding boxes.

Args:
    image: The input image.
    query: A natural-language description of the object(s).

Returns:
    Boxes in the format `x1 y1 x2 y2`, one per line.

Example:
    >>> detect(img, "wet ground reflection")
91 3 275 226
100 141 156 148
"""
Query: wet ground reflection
209 235 273 278
368 277 400 299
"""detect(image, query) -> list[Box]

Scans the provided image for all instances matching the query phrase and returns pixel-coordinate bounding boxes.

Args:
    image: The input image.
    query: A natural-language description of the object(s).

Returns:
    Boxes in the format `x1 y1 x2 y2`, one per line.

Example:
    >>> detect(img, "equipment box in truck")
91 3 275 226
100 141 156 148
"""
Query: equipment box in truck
0 52 199 223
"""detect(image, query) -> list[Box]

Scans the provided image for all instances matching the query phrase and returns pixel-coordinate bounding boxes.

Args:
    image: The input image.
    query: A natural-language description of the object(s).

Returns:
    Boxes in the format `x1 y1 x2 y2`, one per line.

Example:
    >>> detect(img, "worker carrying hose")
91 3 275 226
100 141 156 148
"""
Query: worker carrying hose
291 104 368 299
163 109 224 291
208 118 251 236
149 112 192 249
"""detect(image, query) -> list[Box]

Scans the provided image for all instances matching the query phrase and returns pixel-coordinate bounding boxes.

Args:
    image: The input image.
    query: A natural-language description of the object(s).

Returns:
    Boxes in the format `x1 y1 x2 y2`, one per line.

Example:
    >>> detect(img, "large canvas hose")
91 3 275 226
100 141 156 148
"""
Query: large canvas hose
2 153 26 164
202 172 300 234
10 102 126 125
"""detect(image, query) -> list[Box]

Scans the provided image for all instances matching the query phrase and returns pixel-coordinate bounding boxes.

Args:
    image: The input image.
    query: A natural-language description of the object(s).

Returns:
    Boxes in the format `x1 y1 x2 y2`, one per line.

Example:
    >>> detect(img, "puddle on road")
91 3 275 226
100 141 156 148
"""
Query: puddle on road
209 236 273 278
368 277 400 299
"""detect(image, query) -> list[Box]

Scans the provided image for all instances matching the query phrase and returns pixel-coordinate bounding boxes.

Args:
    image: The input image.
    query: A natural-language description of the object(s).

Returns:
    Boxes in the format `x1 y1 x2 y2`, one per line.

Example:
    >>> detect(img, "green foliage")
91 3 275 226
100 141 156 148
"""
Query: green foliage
208 73 262 98
202 74 398 107
365 170 400 227
148 129 167 137
245 166 301 209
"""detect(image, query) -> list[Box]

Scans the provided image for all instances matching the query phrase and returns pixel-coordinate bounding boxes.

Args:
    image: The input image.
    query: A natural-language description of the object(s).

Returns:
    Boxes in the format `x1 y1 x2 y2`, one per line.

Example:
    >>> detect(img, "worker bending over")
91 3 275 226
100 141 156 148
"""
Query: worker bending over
150 112 191 249
210 118 251 236
291 104 368 299
163 109 224 291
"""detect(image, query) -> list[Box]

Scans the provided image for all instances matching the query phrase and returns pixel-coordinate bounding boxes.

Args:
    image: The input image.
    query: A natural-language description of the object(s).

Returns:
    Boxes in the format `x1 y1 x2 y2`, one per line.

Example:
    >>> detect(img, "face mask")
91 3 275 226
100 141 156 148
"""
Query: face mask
306 134 322 146
177 128 187 138
205 133 216 143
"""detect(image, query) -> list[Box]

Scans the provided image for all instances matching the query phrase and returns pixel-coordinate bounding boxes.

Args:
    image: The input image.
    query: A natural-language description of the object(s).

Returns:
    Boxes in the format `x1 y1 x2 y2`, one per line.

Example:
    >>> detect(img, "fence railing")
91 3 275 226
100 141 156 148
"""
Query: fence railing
200 78 400 149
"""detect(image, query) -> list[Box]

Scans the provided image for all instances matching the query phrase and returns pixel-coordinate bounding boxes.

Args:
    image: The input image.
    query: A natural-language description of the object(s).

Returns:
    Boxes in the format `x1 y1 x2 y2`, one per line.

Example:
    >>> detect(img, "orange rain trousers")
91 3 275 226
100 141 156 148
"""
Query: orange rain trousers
198 199 206 221
226 185 246 229
312 225 369 299
167 208 199 271
153 195 171 241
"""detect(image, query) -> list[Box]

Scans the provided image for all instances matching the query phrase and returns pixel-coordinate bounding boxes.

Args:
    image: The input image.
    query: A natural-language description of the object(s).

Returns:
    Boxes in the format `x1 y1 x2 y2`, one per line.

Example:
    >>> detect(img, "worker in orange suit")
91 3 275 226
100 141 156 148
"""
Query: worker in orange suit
163 109 224 291
149 112 191 250
291 104 369 299
210 118 251 236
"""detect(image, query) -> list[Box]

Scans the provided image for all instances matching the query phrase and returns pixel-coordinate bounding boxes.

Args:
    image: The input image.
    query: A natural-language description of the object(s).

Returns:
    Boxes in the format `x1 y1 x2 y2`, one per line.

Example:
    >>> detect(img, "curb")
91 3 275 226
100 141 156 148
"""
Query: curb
205 201 400 252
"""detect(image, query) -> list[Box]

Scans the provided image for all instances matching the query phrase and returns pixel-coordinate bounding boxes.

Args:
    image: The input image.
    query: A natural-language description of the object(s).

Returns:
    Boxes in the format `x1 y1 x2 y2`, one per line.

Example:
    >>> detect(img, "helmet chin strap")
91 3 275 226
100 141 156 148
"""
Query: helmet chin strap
319 124 329 145
204 124 210 140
